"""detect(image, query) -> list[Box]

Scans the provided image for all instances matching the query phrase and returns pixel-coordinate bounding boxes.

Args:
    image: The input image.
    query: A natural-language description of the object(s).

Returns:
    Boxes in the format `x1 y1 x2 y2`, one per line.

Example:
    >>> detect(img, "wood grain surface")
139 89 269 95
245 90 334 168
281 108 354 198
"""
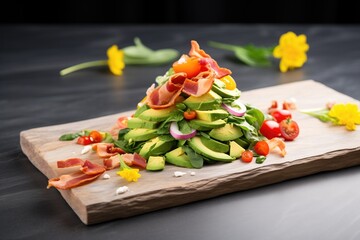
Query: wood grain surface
20 80 360 224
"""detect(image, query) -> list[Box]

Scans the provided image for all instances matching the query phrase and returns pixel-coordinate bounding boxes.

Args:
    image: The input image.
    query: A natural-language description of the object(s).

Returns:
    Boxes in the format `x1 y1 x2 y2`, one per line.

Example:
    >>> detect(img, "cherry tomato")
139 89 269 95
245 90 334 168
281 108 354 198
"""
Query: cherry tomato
89 130 103 143
253 141 270 156
184 110 197 120
173 55 201 78
271 109 292 123
219 75 237 90
241 150 253 163
279 119 300 141
77 136 93 145
260 120 281 139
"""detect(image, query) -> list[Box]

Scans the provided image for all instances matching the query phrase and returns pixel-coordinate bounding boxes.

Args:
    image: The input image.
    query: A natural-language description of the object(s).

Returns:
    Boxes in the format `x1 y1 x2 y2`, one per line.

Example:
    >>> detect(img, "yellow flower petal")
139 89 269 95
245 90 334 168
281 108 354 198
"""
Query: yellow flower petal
117 168 141 182
329 103 360 131
273 32 309 72
107 45 125 76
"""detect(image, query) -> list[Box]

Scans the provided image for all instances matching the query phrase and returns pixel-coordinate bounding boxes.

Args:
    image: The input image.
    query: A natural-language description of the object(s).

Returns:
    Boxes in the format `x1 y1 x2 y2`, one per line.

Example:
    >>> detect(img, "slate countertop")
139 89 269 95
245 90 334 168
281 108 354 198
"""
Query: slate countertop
1 24 360 240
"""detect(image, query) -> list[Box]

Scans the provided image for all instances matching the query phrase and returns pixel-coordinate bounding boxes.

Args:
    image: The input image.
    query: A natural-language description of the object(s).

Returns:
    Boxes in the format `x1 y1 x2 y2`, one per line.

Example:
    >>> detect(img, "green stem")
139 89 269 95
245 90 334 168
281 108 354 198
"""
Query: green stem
208 41 241 51
60 60 108 76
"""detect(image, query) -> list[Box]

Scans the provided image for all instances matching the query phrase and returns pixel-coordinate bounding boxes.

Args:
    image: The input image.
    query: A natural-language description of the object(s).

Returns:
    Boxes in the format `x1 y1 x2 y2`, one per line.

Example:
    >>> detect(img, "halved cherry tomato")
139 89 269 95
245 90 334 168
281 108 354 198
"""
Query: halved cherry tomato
219 75 237 90
89 130 103 143
260 120 281 139
77 136 93 145
184 110 197 120
253 141 270 156
241 150 253 163
173 55 201 78
279 119 300 141
271 109 292 123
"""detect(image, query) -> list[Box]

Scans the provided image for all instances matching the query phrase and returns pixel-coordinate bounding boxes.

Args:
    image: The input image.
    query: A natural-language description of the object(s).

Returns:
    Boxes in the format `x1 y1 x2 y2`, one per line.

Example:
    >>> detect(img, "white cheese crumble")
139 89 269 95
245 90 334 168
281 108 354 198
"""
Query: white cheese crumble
174 171 187 177
103 174 110 179
190 171 196 176
81 145 92 154
116 186 129 195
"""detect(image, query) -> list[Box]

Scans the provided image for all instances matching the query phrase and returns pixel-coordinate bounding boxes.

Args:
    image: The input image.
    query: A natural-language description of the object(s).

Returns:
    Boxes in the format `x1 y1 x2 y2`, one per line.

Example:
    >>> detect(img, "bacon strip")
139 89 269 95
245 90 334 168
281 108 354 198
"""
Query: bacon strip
80 160 106 175
190 40 232 78
266 138 287 157
183 71 215 97
94 143 118 158
103 155 121 170
122 153 147 169
48 159 106 190
147 73 186 109
47 172 102 190
57 158 84 168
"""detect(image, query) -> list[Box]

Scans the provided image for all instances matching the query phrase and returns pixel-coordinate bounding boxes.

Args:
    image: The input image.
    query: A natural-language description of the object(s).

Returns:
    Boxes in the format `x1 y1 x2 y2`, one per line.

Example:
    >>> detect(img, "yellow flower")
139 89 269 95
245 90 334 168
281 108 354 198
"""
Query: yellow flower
273 32 309 72
117 168 141 182
116 154 141 182
329 103 360 131
107 45 125 76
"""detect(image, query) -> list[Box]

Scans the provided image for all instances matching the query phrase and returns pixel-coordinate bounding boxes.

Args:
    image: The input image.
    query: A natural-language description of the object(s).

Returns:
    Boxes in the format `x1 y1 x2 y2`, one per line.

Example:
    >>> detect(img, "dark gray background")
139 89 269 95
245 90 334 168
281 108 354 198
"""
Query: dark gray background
1 25 360 239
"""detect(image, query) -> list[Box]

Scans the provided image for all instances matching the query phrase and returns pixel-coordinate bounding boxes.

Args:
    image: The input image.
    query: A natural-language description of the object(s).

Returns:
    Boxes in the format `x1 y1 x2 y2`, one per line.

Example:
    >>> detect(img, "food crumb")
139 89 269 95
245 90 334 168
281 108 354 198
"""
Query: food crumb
174 171 187 177
190 171 196 176
81 145 92 154
116 186 129 195
103 174 110 179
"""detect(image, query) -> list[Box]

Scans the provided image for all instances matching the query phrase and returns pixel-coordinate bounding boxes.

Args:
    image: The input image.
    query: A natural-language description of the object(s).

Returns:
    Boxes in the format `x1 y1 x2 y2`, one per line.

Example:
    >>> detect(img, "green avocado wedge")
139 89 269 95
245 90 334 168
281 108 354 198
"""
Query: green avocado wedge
183 90 222 110
209 124 243 141
138 106 176 122
189 119 226 131
165 147 193 168
200 136 229 153
124 128 157 142
188 137 234 162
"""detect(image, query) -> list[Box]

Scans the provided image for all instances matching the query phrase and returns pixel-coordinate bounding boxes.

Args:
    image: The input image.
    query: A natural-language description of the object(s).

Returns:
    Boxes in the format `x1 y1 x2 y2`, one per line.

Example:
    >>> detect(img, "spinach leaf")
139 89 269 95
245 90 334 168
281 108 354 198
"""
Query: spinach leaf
256 156 266 164
123 38 179 65
118 128 131 140
59 132 80 141
183 145 204 169
208 41 274 67
178 120 192 134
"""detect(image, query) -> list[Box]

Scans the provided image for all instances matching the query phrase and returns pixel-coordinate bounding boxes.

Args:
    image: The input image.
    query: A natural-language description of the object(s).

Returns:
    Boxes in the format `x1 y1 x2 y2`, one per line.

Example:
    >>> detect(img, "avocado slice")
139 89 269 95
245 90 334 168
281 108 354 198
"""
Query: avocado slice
139 137 175 159
124 128 157 142
189 119 226 131
127 117 159 129
146 156 165 171
183 90 222 110
209 124 243 141
188 137 234 162
195 109 228 122
229 141 245 158
138 106 176 122
200 136 229 153
165 147 193 168
212 79 241 98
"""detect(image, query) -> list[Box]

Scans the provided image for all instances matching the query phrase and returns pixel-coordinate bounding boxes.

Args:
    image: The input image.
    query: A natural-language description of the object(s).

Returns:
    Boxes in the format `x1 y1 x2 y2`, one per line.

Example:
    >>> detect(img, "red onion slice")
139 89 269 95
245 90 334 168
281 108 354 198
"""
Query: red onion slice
170 122 197 140
222 99 247 116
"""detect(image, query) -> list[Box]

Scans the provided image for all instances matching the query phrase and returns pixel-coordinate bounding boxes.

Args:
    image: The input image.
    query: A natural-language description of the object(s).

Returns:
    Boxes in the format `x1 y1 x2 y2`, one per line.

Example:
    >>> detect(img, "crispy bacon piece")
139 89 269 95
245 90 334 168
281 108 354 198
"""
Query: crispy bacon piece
48 159 105 190
103 155 121 170
182 71 215 97
57 158 84 168
147 73 186 109
266 138 287 157
189 40 232 78
121 153 147 169
80 160 106 175
47 172 102 190
93 143 121 158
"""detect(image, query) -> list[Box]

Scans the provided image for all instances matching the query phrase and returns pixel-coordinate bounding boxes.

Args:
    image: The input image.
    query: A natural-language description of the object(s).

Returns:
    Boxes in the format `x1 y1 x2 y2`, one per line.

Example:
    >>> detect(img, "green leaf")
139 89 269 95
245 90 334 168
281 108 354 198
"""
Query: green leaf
183 145 204 169
208 41 274 67
256 156 266 164
245 107 265 130
156 68 174 86
59 132 80 141
118 128 131 140
301 109 336 123
123 38 179 65
178 120 192 134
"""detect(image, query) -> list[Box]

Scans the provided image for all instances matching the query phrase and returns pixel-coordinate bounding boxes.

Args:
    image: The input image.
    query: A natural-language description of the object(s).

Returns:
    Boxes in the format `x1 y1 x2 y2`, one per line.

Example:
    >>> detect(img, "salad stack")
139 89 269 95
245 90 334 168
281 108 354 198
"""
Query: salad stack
115 41 266 171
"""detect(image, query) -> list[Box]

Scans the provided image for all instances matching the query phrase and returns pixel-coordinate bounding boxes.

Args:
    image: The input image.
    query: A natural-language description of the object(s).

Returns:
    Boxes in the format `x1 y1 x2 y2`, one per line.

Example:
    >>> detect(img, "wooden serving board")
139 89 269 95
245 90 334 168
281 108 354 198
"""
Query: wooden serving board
20 80 360 225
